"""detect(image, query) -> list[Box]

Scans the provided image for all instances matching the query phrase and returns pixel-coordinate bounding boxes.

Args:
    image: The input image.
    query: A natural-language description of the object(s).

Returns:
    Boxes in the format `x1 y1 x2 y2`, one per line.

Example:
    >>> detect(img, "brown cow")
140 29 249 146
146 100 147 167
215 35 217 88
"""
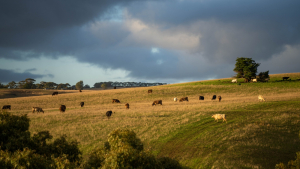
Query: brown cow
2 105 11 110
59 105 66 113
112 99 121 103
80 102 84 107
52 92 58 96
125 103 129 109
79 90 82 92
148 89 152 94
114 86 116 89
218 96 222 102
179 97 188 102
152 100 162 106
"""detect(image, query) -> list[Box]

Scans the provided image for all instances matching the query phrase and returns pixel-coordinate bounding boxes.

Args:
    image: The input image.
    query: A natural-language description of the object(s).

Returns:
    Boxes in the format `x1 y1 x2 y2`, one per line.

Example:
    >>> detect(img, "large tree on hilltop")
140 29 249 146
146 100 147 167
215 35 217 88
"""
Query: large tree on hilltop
234 57 260 82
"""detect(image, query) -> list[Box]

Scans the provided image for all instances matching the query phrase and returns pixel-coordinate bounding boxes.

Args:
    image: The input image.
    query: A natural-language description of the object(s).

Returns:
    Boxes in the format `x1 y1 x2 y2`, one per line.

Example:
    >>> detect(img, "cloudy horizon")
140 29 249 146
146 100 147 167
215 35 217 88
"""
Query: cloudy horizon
1 0 299 86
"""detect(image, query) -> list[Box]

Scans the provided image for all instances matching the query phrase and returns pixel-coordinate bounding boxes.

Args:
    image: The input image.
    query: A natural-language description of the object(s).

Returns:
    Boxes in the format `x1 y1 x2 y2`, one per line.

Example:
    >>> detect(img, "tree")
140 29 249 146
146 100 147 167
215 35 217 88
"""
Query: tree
234 57 260 82
83 84 90 89
101 83 106 89
76 81 84 90
8 81 16 89
257 70 270 82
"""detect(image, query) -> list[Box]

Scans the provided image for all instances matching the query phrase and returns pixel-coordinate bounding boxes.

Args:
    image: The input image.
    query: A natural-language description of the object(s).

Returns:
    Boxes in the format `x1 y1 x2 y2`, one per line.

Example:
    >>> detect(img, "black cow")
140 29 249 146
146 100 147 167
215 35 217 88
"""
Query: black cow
2 105 11 110
59 105 66 112
282 77 290 81
152 100 162 106
179 97 189 102
211 95 217 100
106 111 113 119
80 102 84 107
199 96 204 100
52 92 58 96
114 86 116 89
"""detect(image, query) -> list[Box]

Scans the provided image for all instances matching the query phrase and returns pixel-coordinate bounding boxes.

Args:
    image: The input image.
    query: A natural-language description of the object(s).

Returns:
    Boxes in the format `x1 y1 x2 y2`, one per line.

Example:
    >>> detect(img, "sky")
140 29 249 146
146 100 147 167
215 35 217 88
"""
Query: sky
0 0 300 86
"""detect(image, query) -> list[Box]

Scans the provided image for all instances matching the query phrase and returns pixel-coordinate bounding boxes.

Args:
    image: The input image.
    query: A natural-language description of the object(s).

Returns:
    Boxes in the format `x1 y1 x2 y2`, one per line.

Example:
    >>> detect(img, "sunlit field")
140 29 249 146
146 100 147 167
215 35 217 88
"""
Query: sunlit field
1 73 300 168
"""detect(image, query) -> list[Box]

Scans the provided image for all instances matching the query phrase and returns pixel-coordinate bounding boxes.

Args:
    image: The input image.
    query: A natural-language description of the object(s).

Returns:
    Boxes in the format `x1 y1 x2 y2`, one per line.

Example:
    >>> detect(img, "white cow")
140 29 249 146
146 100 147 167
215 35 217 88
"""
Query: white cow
252 79 257 82
258 95 265 102
174 97 178 102
212 114 227 123
232 79 237 83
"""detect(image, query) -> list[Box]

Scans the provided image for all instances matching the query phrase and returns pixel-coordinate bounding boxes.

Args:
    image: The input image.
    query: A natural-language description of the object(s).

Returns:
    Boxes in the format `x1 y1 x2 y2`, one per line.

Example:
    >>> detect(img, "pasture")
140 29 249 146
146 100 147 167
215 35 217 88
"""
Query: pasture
1 73 300 168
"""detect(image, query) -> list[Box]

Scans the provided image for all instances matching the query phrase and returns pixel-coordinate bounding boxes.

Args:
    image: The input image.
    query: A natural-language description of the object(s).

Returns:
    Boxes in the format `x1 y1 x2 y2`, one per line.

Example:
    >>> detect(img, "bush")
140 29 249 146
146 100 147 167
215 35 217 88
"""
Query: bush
84 129 186 169
0 112 82 168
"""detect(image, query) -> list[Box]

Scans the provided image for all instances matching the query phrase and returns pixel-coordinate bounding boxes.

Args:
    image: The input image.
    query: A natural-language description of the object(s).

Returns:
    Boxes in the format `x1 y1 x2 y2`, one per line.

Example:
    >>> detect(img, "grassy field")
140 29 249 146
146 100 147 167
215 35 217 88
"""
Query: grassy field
1 73 300 168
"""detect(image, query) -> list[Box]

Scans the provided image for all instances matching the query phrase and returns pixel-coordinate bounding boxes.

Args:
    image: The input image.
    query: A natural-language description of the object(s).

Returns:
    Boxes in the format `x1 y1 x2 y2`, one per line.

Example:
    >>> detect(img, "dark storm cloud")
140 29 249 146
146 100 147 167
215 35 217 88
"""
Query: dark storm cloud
0 0 135 60
0 69 53 83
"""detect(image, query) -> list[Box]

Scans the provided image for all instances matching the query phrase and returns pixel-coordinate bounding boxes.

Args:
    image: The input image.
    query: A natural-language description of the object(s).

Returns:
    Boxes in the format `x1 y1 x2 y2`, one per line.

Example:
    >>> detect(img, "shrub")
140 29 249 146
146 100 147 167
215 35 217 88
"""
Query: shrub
84 129 186 169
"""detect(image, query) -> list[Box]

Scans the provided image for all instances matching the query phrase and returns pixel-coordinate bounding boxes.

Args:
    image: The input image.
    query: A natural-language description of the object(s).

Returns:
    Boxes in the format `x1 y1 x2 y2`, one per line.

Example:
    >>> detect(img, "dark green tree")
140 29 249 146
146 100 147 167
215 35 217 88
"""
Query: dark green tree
101 83 107 89
76 81 84 90
233 57 260 82
257 70 270 82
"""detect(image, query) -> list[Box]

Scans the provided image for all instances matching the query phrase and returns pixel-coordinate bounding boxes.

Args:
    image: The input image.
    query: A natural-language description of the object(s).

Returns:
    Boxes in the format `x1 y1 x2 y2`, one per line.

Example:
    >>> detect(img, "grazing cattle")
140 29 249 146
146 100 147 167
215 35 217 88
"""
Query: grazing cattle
2 105 11 110
232 79 237 83
174 97 178 102
114 86 116 89
252 79 257 82
80 102 84 107
179 97 188 102
106 111 113 119
152 100 162 106
199 96 204 100
59 105 66 113
258 95 265 102
283 77 289 81
79 90 82 92
112 99 121 103
125 103 129 109
148 89 152 94
32 107 44 113
52 92 58 96
212 114 227 123
218 96 222 102
211 95 217 100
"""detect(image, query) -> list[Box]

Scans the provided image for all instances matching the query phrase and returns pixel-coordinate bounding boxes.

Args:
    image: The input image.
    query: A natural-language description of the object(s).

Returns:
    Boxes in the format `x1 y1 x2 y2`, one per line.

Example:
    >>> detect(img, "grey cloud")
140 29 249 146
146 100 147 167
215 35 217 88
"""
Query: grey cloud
0 69 53 83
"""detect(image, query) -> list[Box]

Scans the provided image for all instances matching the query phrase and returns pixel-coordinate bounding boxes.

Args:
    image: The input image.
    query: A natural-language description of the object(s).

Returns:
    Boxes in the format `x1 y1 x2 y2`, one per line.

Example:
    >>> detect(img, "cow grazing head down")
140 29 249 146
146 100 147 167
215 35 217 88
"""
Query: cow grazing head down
106 111 113 119
199 96 204 100
211 95 217 100
80 102 84 107
59 105 66 112
179 97 188 102
32 107 44 113
212 114 227 123
79 90 82 92
52 92 58 96
152 100 162 106
148 89 153 94
125 103 129 109
112 99 121 103
2 105 11 110
258 95 265 102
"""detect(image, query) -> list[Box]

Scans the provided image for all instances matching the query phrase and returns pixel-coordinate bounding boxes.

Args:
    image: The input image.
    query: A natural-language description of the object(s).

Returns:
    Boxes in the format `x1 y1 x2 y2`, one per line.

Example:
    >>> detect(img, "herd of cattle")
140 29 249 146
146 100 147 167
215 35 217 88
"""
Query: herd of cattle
1 88 267 123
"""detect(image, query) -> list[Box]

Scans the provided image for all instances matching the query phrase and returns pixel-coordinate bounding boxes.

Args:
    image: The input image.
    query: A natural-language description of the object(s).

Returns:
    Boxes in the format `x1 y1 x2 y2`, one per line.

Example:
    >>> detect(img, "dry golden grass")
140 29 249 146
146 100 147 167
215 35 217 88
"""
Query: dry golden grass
1 73 300 168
